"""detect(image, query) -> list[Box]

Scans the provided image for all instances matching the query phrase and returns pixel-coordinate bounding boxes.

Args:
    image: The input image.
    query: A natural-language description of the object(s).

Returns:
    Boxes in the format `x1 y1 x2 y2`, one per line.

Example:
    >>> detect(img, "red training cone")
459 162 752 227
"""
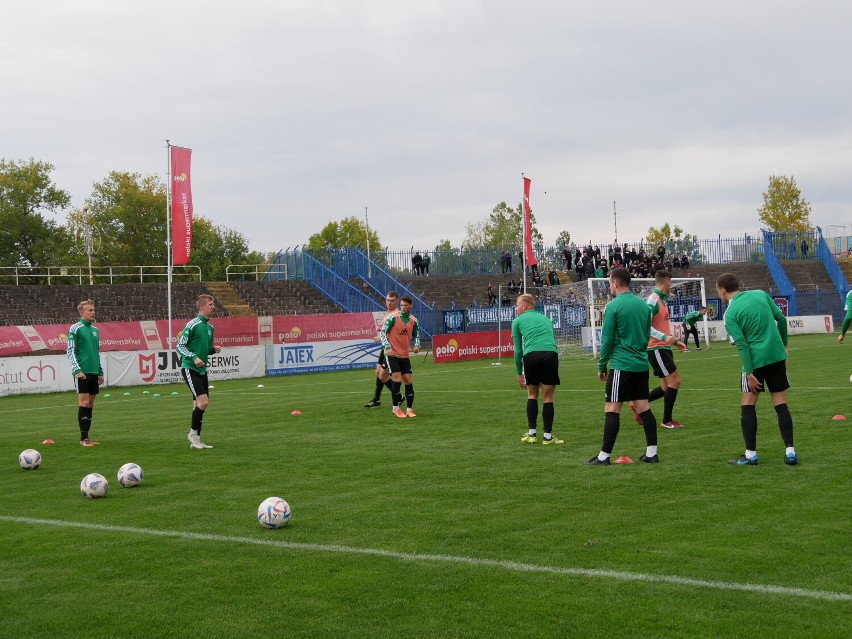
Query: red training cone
291 410 302 415
832 414 846 420
42 439 55 444
614 455 634 464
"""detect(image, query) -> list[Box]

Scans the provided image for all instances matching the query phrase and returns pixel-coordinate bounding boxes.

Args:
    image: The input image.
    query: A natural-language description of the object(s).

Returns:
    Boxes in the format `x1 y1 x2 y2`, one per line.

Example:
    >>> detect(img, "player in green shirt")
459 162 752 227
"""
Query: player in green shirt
587 268 679 465
836 289 852 344
67 299 105 446
681 307 707 351
716 273 797 466
177 294 221 449
512 294 563 445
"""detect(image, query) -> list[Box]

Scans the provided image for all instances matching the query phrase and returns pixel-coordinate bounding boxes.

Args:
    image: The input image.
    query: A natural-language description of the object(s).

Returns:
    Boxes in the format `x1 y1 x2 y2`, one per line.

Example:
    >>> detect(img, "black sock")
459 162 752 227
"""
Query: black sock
391 381 402 406
774 403 794 447
384 379 394 392
649 386 665 402
192 407 205 434
79 407 92 440
542 402 554 434
373 378 384 401
526 398 538 430
601 411 620 454
640 409 658 446
663 387 678 423
741 405 757 451
405 384 414 409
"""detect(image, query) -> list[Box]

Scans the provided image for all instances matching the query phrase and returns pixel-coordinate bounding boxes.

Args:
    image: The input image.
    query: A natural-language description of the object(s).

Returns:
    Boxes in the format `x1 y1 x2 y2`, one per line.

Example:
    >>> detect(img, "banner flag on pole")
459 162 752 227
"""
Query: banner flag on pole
170 146 193 266
522 177 538 266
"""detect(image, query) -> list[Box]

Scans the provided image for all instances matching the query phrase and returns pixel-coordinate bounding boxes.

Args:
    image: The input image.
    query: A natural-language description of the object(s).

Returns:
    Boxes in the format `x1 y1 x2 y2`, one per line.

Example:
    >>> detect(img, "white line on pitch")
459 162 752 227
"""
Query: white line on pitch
1 515 849 603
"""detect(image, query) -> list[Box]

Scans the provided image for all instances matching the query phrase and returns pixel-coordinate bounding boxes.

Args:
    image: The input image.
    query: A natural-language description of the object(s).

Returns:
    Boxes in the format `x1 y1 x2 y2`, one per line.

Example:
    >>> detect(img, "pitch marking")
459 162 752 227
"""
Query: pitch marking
1 515 849 603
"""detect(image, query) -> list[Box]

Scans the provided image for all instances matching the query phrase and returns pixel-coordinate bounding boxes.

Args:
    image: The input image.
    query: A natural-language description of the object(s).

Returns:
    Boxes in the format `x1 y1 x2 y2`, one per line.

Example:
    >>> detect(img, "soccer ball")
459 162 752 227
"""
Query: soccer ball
80 473 109 499
849 374 852 384
257 497 291 529
19 449 41 470
117 463 144 488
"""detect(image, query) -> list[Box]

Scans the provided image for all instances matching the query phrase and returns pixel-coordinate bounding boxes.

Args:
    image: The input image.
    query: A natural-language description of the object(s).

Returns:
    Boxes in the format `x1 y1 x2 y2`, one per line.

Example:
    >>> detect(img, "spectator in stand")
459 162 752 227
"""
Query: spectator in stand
561 245 572 271
500 250 510 273
487 284 498 306
801 239 809 259
583 259 595 281
789 240 796 259
412 251 423 275
656 244 666 262
508 278 519 294
548 270 560 286
422 252 431 276
681 253 690 270
595 260 608 278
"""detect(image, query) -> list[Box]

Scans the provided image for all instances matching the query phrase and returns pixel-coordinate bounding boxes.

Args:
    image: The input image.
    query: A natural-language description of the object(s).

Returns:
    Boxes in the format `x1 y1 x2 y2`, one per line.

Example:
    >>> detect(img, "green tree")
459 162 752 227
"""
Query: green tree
0 158 71 267
646 223 701 265
463 202 542 250
554 230 572 249
306 216 383 253
757 175 813 233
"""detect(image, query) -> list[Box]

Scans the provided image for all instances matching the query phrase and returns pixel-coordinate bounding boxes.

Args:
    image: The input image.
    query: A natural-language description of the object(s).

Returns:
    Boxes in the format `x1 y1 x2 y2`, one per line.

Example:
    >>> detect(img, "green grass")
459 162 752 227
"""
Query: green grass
1 334 850 638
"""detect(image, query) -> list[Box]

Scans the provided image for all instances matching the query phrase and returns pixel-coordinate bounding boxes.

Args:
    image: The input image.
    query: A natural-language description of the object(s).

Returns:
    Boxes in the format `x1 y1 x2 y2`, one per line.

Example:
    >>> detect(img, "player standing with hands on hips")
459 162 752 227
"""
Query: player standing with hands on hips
716 273 798 466
380 295 421 418
67 299 104 446
512 294 563 445
178 294 221 449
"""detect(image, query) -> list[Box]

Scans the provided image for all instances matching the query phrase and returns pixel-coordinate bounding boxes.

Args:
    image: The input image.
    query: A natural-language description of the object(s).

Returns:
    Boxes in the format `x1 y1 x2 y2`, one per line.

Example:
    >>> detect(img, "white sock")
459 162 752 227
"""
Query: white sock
786 447 796 455
646 445 658 457
745 450 757 459
598 451 611 461
528 429 537 437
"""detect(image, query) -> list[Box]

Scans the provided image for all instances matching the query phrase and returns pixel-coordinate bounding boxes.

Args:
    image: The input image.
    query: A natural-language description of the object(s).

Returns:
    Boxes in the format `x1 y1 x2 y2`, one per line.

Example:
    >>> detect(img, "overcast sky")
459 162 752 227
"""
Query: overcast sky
3 0 851 254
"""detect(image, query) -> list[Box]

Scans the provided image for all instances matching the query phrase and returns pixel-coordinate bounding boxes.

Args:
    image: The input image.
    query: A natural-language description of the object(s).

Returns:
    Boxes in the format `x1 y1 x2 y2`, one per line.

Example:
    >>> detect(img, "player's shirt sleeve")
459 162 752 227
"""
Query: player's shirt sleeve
725 312 753 374
176 324 196 360
208 325 217 355
411 317 421 350
380 314 396 351
67 325 81 374
597 302 616 374
511 317 524 374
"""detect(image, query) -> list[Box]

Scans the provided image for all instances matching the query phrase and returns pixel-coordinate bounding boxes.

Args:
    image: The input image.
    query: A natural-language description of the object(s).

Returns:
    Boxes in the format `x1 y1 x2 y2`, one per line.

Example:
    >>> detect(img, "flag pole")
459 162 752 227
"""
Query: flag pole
166 140 173 354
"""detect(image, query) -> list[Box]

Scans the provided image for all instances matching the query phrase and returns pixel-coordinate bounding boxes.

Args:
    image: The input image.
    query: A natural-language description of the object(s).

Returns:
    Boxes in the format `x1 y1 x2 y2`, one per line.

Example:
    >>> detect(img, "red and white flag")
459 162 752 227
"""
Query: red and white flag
522 177 538 266
170 146 193 266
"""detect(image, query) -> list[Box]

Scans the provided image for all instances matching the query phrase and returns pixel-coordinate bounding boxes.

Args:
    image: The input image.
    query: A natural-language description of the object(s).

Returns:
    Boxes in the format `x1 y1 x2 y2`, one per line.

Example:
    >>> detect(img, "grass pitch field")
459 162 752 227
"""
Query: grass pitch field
1 334 850 638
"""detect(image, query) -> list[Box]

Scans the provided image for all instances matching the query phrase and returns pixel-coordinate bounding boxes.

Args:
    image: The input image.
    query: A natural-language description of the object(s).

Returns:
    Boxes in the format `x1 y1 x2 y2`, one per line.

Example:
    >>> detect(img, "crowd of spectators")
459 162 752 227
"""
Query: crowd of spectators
570 242 691 281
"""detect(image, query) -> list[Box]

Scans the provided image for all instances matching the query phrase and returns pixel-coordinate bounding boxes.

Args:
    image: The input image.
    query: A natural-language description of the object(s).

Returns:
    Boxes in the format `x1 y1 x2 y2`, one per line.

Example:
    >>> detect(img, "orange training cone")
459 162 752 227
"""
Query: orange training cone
832 414 846 420
291 410 302 415
614 455 634 464
42 439 55 444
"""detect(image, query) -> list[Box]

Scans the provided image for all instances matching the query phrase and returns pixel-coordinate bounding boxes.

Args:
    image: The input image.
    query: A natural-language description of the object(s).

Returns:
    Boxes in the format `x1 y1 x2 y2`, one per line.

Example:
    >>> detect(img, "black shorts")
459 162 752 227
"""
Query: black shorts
682 323 698 335
648 349 677 378
376 350 389 371
741 360 790 394
522 351 560 386
74 373 100 395
182 368 209 399
387 356 413 376
605 369 650 403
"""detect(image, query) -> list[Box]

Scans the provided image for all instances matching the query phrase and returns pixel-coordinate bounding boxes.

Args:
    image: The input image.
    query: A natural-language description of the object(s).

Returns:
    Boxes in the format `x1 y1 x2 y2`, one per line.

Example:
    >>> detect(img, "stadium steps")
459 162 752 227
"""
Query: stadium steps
205 281 256 317
779 260 835 292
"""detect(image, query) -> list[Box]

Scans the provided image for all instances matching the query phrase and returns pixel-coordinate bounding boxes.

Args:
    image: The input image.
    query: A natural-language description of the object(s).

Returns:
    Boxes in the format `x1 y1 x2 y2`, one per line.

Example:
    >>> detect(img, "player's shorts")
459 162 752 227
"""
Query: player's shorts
682 323 698 335
741 360 790 394
522 351 560 386
74 373 100 395
387 355 413 376
648 348 677 378
181 368 209 399
605 369 650 403
376 350 389 371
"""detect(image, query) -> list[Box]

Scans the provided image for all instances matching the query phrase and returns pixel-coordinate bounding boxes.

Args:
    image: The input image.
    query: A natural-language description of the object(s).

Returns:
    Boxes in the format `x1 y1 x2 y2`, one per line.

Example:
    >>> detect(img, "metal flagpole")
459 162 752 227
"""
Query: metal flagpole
521 172 527 294
166 140 173 353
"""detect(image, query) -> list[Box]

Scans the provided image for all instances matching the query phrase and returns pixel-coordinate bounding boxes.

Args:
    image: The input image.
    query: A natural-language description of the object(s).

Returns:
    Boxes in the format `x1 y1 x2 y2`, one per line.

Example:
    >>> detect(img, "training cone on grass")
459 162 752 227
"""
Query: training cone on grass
614 456 634 464
42 439 55 445
257 384 265 388
832 414 846 420
291 410 302 415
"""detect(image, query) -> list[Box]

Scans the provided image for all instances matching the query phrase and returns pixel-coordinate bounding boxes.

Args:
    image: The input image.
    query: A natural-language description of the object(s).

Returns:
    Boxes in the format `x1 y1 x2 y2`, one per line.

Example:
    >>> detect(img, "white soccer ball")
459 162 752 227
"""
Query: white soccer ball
257 497 291 529
849 374 852 384
117 463 144 488
80 473 109 499
19 449 41 470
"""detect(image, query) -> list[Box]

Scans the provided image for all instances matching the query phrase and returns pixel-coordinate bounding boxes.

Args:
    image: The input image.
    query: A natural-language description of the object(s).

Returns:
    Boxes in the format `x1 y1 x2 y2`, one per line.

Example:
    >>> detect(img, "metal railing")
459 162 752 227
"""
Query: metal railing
815 227 850 296
0 265 202 285
226 263 287 281
301 251 383 314
762 230 797 316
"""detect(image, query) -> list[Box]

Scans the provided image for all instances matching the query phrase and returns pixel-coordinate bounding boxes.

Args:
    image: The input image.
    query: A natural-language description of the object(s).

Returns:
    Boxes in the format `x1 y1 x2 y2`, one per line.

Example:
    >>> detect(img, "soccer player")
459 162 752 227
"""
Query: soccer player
716 273 798 466
837 288 852 344
67 299 104 446
637 270 687 429
681 306 707 351
380 295 421 418
587 268 680 465
364 291 399 408
512 294 563 445
177 294 221 449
